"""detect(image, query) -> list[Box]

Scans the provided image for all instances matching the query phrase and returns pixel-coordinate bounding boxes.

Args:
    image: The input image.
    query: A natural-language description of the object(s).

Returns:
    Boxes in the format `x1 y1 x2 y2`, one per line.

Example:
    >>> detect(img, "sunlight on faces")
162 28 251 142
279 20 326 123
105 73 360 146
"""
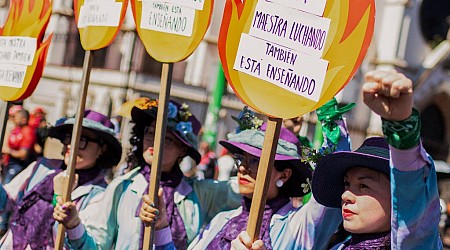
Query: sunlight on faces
341 167 391 234
235 152 287 200
63 129 104 170
142 121 187 172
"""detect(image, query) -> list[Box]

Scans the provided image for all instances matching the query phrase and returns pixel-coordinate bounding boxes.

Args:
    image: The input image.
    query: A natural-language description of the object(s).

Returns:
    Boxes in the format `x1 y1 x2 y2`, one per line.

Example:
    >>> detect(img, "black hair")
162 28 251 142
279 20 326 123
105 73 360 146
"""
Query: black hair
274 160 311 198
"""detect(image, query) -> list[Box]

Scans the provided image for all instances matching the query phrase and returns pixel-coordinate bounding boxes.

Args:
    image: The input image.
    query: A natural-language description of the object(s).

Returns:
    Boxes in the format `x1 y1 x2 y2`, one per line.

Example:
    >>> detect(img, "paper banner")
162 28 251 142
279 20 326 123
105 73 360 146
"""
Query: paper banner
74 0 128 50
131 0 214 62
0 0 52 102
219 0 375 118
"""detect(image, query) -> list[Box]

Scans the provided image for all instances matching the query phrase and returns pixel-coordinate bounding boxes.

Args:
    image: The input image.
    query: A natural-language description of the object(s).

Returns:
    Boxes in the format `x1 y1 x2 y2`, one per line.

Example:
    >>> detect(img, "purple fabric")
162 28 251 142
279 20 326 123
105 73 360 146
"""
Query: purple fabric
137 165 187 249
205 196 290 250
10 164 105 249
83 110 115 129
260 123 299 145
343 231 391 249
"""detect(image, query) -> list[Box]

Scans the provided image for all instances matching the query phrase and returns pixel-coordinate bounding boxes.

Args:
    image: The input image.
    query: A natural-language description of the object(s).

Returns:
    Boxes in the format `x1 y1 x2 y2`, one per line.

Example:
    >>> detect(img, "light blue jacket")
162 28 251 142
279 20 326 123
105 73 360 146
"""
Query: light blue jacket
188 197 341 249
66 167 240 250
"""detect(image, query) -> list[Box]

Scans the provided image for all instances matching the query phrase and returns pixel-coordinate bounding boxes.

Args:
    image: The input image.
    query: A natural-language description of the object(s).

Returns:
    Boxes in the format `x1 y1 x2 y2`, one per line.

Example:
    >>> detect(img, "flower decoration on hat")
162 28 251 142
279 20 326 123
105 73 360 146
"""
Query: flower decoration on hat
166 102 198 148
231 106 263 133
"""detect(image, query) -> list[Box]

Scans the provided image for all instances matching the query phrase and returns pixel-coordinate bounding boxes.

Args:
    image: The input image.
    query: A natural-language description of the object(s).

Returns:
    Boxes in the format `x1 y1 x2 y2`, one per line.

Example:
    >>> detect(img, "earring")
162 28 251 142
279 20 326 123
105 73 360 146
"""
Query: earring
276 179 284 188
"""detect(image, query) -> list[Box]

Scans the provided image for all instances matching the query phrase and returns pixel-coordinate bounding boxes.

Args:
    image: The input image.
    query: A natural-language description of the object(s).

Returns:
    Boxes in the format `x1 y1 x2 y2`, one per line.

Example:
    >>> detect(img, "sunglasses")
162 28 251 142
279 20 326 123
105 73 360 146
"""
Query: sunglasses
233 153 260 174
62 134 102 150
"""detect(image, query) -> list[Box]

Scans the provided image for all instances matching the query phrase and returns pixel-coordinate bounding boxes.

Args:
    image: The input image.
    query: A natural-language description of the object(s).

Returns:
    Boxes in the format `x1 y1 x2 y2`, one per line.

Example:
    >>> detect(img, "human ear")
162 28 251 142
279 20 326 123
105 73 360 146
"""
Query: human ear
280 168 292 182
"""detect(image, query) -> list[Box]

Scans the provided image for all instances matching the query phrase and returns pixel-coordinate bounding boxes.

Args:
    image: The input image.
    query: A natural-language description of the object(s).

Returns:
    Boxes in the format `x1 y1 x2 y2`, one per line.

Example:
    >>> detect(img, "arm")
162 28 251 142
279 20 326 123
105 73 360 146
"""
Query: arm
193 177 241 224
363 70 442 248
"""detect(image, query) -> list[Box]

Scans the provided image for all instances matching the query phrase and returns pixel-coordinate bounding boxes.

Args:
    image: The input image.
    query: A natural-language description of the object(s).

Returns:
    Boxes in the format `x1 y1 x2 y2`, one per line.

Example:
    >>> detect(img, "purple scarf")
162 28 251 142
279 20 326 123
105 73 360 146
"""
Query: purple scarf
137 165 187 250
206 196 290 250
10 161 106 250
344 231 391 249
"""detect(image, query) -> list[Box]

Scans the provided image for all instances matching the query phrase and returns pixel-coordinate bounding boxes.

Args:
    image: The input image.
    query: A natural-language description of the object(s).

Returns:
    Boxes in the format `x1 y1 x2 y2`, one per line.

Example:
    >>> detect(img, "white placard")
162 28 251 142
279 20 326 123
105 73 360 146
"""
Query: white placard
234 34 328 102
249 0 330 58
274 0 327 16
0 64 28 88
140 1 195 37
78 2 123 28
0 37 37 66
140 0 205 10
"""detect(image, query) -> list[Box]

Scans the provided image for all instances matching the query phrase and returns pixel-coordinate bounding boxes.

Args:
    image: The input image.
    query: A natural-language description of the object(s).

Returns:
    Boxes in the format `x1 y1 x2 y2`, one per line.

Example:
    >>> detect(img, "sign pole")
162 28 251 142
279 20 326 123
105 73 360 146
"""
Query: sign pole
0 101 10 154
142 62 174 250
54 50 94 250
246 117 282 241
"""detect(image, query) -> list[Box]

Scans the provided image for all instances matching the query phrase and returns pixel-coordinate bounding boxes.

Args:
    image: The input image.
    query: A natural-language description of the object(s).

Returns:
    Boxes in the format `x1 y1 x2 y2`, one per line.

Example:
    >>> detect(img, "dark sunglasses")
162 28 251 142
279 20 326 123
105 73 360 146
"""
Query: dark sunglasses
62 134 102 150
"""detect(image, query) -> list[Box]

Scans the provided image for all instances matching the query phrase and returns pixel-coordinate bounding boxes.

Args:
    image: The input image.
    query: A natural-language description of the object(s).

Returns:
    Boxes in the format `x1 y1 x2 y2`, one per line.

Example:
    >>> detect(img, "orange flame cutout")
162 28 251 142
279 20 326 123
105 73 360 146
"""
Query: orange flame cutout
218 0 375 118
131 0 214 63
74 0 128 51
0 0 52 101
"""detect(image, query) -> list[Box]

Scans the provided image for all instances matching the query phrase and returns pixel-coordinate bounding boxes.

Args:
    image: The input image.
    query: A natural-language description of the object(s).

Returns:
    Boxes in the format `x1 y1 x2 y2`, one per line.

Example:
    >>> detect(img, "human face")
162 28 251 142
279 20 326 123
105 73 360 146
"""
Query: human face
142 121 187 172
62 129 104 170
235 152 284 199
341 167 391 234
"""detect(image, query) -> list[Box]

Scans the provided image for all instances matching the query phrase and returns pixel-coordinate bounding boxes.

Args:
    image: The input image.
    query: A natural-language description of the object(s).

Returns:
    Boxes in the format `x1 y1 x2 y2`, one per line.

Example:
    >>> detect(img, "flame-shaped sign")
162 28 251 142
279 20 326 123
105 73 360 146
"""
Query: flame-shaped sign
131 0 214 62
219 0 375 118
73 0 128 50
0 0 52 101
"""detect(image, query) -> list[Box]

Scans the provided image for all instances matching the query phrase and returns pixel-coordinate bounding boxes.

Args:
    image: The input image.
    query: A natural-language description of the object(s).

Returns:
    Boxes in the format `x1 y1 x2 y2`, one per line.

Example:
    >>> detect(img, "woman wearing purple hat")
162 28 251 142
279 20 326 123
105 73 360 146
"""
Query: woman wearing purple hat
54 98 241 250
0 110 122 249
180 99 355 250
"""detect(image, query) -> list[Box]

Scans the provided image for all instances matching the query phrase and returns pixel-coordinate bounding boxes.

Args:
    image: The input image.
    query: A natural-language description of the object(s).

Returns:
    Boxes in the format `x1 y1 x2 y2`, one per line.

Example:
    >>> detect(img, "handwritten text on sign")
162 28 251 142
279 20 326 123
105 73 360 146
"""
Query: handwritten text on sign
276 0 327 17
141 1 195 37
140 0 204 10
250 1 330 58
234 34 328 102
0 37 37 66
78 1 123 28
0 64 27 88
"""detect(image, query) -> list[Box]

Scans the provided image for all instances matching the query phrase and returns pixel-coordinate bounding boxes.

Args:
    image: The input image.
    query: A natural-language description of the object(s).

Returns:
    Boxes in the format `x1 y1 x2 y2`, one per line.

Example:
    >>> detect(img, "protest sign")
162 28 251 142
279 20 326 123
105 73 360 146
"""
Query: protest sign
219 0 375 118
73 0 128 50
0 0 52 102
131 0 213 62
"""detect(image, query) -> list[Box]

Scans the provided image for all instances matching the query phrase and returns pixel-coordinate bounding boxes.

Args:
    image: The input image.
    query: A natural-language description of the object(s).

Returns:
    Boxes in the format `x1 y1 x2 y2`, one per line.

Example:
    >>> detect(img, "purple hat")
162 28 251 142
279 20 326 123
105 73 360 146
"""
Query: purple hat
219 107 313 197
312 137 390 208
131 99 201 164
49 110 123 166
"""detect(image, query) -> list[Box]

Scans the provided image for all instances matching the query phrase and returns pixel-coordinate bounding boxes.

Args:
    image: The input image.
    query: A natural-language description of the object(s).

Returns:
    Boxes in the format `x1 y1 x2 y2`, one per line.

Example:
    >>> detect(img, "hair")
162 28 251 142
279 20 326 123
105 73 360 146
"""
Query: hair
274 160 307 198
16 109 30 121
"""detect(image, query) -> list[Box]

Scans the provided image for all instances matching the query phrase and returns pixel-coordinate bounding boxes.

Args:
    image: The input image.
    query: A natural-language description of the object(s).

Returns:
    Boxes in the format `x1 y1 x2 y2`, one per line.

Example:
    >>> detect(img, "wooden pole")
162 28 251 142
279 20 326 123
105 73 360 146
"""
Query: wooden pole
142 62 174 249
54 50 94 250
246 117 282 242
0 101 10 155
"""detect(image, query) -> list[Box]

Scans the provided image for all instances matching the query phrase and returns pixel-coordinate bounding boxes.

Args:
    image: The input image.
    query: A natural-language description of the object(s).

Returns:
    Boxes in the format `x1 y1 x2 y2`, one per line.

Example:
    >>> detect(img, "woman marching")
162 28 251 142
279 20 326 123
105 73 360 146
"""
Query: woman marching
54 98 241 249
233 70 443 249
0 110 122 249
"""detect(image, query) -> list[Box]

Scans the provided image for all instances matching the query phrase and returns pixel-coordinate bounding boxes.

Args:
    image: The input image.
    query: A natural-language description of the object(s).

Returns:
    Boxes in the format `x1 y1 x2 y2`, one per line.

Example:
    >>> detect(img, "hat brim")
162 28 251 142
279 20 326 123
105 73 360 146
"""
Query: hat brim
219 140 313 197
312 151 389 208
219 140 298 161
49 124 122 167
131 107 201 164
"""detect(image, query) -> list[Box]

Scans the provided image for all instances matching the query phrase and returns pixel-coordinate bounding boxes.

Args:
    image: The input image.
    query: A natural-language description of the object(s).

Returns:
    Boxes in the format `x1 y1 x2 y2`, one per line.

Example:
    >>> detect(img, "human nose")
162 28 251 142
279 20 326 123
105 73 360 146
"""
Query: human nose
341 190 355 205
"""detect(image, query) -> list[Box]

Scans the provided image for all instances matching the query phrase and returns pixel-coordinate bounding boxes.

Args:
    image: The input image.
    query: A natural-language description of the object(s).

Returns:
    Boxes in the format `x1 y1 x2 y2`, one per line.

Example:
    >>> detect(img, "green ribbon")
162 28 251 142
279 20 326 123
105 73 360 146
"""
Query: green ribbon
382 108 421 149
316 98 355 145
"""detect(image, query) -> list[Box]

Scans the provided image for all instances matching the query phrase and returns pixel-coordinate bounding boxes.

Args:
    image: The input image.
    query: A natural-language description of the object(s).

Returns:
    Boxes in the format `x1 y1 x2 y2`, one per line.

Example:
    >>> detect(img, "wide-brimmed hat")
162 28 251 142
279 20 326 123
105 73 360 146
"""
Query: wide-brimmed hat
130 99 201 164
48 110 122 166
219 107 313 197
312 137 390 208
